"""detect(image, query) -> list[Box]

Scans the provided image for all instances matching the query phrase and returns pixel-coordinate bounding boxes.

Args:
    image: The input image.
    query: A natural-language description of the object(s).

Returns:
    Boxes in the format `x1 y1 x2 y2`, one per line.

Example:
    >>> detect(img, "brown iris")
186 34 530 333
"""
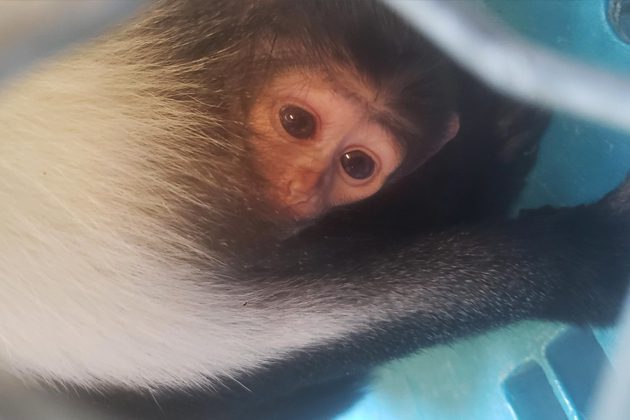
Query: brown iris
279 105 316 139
340 150 375 180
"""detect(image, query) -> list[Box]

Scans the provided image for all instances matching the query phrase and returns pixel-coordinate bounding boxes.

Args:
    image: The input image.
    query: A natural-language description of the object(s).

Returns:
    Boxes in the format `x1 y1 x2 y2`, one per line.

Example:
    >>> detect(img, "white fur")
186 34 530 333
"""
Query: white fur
0 22 394 391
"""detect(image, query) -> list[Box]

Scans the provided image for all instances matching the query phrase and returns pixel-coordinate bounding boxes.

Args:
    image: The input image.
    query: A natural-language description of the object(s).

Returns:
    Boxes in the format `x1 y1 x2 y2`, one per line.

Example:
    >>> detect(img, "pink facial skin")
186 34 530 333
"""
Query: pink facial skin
249 71 459 220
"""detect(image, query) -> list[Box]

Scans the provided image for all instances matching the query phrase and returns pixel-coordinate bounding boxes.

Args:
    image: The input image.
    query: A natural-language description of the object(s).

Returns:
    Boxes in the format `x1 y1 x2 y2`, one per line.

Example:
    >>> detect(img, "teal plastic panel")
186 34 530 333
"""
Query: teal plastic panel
504 360 567 420
337 1 630 419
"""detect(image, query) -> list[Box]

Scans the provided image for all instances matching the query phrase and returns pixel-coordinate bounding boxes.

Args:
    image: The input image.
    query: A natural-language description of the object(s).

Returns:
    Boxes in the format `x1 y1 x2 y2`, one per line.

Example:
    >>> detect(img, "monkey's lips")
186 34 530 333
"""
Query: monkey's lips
285 198 326 221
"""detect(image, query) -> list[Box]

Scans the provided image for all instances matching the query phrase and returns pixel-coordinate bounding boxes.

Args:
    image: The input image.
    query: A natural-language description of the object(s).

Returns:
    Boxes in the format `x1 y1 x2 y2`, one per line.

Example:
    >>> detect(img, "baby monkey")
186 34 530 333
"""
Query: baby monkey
0 1 629 419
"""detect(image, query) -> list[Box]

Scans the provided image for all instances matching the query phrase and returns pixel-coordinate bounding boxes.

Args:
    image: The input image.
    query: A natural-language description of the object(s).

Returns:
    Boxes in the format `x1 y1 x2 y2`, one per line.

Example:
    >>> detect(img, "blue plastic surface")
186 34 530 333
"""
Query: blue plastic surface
545 329 611 417
503 360 567 420
337 1 630 419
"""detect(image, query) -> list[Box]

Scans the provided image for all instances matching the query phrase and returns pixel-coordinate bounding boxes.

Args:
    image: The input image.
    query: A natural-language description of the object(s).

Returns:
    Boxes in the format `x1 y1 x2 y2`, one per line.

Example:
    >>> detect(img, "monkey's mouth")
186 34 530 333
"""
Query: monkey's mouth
286 201 322 221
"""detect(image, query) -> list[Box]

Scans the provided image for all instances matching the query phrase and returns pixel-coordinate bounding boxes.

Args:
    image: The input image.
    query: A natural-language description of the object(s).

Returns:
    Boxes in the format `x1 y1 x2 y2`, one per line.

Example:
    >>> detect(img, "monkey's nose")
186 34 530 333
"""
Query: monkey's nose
287 171 323 201
286 178 324 219
287 181 316 205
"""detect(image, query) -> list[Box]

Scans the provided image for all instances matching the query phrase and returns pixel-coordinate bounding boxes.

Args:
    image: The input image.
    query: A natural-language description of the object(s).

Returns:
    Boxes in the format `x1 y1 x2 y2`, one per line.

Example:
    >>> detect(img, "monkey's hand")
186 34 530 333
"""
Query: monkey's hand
530 176 630 325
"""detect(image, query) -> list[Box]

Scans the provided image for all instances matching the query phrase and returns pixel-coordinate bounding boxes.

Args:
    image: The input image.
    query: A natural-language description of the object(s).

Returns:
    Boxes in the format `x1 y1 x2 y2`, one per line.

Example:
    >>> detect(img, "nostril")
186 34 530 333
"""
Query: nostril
287 179 300 196
287 180 312 204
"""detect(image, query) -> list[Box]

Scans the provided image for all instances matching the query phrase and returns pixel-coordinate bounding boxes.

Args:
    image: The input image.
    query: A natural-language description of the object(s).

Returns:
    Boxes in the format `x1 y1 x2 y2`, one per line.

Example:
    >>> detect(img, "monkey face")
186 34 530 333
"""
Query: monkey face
248 70 404 220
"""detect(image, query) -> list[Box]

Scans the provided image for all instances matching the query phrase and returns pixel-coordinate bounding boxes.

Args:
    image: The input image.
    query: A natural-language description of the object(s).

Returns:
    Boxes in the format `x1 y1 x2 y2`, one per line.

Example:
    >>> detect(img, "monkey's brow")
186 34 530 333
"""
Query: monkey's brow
333 85 408 134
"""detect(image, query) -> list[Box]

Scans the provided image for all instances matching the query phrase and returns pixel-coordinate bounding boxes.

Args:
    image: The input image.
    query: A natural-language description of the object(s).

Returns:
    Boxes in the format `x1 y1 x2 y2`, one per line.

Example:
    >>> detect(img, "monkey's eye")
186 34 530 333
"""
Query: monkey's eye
340 150 376 180
279 105 316 139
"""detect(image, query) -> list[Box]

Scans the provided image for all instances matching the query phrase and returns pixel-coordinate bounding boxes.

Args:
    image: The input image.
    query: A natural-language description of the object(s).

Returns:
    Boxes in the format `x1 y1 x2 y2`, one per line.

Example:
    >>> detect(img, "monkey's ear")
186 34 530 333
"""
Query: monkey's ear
424 113 459 161
442 112 460 144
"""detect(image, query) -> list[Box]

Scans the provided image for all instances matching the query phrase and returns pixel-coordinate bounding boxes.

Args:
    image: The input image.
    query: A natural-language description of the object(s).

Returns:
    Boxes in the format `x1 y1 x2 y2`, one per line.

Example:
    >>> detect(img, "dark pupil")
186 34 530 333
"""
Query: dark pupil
340 150 375 180
279 105 316 139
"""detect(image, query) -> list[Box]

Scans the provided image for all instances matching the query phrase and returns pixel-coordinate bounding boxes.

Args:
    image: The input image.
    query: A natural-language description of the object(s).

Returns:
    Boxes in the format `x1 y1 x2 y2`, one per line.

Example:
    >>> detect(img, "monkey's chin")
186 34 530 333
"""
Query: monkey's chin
264 205 323 241
286 201 326 222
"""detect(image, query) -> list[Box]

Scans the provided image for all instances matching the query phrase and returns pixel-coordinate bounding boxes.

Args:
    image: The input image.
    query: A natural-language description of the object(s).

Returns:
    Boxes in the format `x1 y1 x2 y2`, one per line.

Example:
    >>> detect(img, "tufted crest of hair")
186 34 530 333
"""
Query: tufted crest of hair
0 0 456 390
